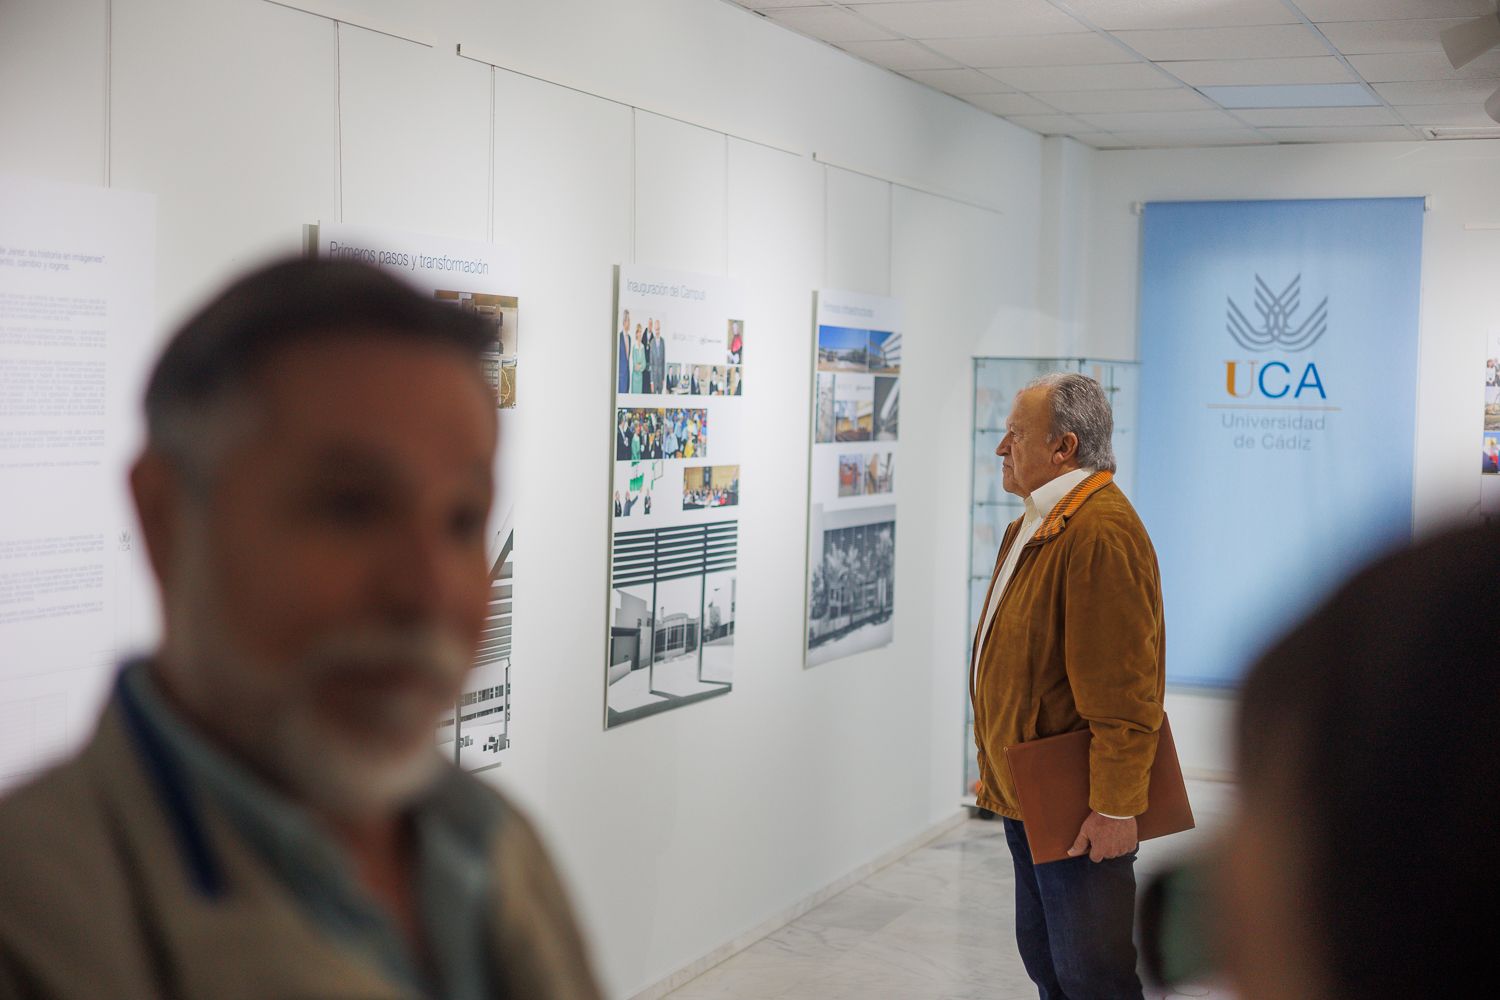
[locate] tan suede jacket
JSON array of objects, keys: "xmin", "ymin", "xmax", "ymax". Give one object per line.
[
  {"xmin": 970, "ymin": 471, "xmax": 1165, "ymax": 820},
  {"xmin": 0, "ymin": 695, "xmax": 602, "ymax": 1000}
]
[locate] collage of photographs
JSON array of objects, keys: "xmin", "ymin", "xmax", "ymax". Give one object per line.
[
  {"xmin": 607, "ymin": 266, "xmax": 746, "ymax": 729},
  {"xmin": 804, "ymin": 294, "xmax": 905, "ymax": 670},
  {"xmin": 616, "ymin": 312, "xmax": 743, "ymax": 398},
  {"xmin": 308, "ymin": 220, "xmax": 525, "ymax": 772},
  {"xmin": 813, "ymin": 326, "xmax": 900, "ymax": 445}
]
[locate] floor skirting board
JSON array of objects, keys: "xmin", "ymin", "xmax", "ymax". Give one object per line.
[{"xmin": 625, "ymin": 810, "xmax": 970, "ymax": 1000}]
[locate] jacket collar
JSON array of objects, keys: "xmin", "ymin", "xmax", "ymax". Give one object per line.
[
  {"xmin": 84, "ymin": 694, "xmax": 412, "ymax": 999},
  {"xmin": 1029, "ymin": 470, "xmax": 1114, "ymax": 545}
]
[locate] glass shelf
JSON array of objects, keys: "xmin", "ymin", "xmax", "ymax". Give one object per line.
[{"xmin": 963, "ymin": 357, "xmax": 1140, "ymax": 799}]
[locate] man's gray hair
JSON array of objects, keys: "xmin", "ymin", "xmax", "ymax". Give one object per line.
[{"xmin": 1024, "ymin": 372, "xmax": 1116, "ymax": 473}]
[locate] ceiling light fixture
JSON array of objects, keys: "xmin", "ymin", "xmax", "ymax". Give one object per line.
[{"xmin": 1440, "ymin": 4, "xmax": 1500, "ymax": 124}]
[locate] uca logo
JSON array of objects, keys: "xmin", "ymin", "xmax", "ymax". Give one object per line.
[
  {"xmin": 1227, "ymin": 275, "xmax": 1328, "ymax": 353},
  {"xmin": 1223, "ymin": 275, "xmax": 1329, "ymax": 401}
]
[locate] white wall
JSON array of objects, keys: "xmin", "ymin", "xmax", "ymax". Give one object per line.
[
  {"xmin": 20, "ymin": 0, "xmax": 1483, "ymax": 989},
  {"xmin": 0, "ymin": 1, "xmax": 1045, "ymax": 996},
  {"xmin": 1069, "ymin": 136, "xmax": 1500, "ymax": 775}
]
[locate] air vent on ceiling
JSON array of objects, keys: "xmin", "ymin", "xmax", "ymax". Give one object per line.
[{"xmin": 1423, "ymin": 126, "xmax": 1500, "ymax": 141}]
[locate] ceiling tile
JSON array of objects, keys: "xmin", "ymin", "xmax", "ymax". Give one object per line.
[
  {"xmin": 1235, "ymin": 106, "xmax": 1401, "ymax": 126},
  {"xmin": 1374, "ymin": 79, "xmax": 1500, "ymax": 105},
  {"xmin": 1002, "ymin": 113, "xmax": 1101, "ymax": 135},
  {"xmin": 1398, "ymin": 103, "xmax": 1500, "ymax": 126},
  {"xmin": 1258, "ymin": 125, "xmax": 1423, "ymax": 142},
  {"xmin": 1318, "ymin": 19, "xmax": 1470, "ymax": 55},
  {"xmin": 737, "ymin": 2, "xmax": 839, "ymax": 9},
  {"xmin": 1073, "ymin": 133, "xmax": 1132, "ymax": 147},
  {"xmin": 965, "ymin": 93, "xmax": 1063, "ymax": 116},
  {"xmin": 1086, "ymin": 130, "xmax": 1272, "ymax": 147},
  {"xmin": 925, "ymin": 33, "xmax": 1134, "ymax": 67},
  {"xmin": 857, "ymin": 0, "xmax": 1090, "ymax": 38},
  {"xmin": 835, "ymin": 39, "xmax": 957, "ymax": 70},
  {"xmin": 1078, "ymin": 109, "xmax": 1245, "ymax": 131},
  {"xmin": 765, "ymin": 6, "xmax": 895, "ymax": 42},
  {"xmin": 1113, "ymin": 24, "xmax": 1330, "ymax": 60},
  {"xmin": 902, "ymin": 68, "xmax": 1013, "ymax": 95},
  {"xmin": 1062, "ymin": 0, "xmax": 1299, "ymax": 30},
  {"xmin": 1036, "ymin": 88, "xmax": 1212, "ymax": 113},
  {"xmin": 1295, "ymin": 0, "xmax": 1495, "ymax": 21},
  {"xmin": 1162, "ymin": 56, "xmax": 1355, "ymax": 86},
  {"xmin": 1201, "ymin": 83, "xmax": 1380, "ymax": 108},
  {"xmin": 1348, "ymin": 50, "xmax": 1500, "ymax": 81},
  {"xmin": 985, "ymin": 62, "xmax": 1177, "ymax": 91}
]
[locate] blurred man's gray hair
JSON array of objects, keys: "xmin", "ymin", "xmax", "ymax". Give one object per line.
[{"xmin": 1024, "ymin": 372, "xmax": 1116, "ymax": 473}]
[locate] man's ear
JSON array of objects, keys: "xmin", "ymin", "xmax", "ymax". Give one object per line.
[
  {"xmin": 129, "ymin": 449, "xmax": 183, "ymax": 590},
  {"xmin": 1054, "ymin": 431, "xmax": 1080, "ymax": 465}
]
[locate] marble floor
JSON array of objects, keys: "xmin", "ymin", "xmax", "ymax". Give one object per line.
[{"xmin": 664, "ymin": 780, "xmax": 1237, "ymax": 1000}]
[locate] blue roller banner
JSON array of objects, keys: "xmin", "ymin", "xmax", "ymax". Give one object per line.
[{"xmin": 1136, "ymin": 198, "xmax": 1424, "ymax": 688}]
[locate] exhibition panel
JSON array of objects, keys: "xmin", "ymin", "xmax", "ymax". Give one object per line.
[
  {"xmin": 0, "ymin": 176, "xmax": 157, "ymax": 792},
  {"xmin": 606, "ymin": 265, "xmax": 744, "ymax": 729},
  {"xmin": 311, "ymin": 221, "xmax": 521, "ymax": 771},
  {"xmin": 805, "ymin": 290, "xmax": 902, "ymax": 668}
]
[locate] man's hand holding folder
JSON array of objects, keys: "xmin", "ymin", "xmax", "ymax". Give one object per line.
[
  {"xmin": 1068, "ymin": 813, "xmax": 1139, "ymax": 863},
  {"xmin": 1004, "ymin": 714, "xmax": 1194, "ymax": 865}
]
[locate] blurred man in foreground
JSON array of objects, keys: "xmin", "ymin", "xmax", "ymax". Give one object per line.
[
  {"xmin": 0, "ymin": 260, "xmax": 601, "ymax": 999},
  {"xmin": 1214, "ymin": 522, "xmax": 1496, "ymax": 999},
  {"xmin": 1141, "ymin": 521, "xmax": 1496, "ymax": 998}
]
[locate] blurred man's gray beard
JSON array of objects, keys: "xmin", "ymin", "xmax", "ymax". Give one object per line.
[{"xmin": 161, "ymin": 516, "xmax": 471, "ymax": 821}]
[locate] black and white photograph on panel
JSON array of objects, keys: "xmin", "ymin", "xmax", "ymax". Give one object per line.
[
  {"xmin": 606, "ymin": 522, "xmax": 738, "ymax": 726},
  {"xmin": 607, "ymin": 265, "xmax": 745, "ymax": 727},
  {"xmin": 445, "ymin": 524, "xmax": 513, "ymax": 770},
  {"xmin": 314, "ymin": 222, "xmax": 521, "ymax": 771},
  {"xmin": 806, "ymin": 504, "xmax": 896, "ymax": 668},
  {"xmin": 805, "ymin": 290, "xmax": 904, "ymax": 668}
]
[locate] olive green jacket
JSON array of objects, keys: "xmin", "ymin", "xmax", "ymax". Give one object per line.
[
  {"xmin": 970, "ymin": 472, "xmax": 1166, "ymax": 820},
  {"xmin": 0, "ymin": 696, "xmax": 601, "ymax": 1000}
]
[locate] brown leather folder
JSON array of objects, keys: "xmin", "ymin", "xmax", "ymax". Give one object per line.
[{"xmin": 1003, "ymin": 715, "xmax": 1195, "ymax": 864}]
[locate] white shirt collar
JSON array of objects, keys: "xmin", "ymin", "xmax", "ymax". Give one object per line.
[{"xmin": 1022, "ymin": 467, "xmax": 1095, "ymax": 522}]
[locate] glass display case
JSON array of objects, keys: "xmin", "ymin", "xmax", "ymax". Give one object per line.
[{"xmin": 964, "ymin": 358, "xmax": 1140, "ymax": 802}]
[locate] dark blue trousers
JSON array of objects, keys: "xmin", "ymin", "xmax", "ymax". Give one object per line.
[{"xmin": 1002, "ymin": 818, "xmax": 1145, "ymax": 1000}]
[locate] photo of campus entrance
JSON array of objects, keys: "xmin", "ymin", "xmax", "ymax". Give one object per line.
[
  {"xmin": 807, "ymin": 505, "xmax": 896, "ymax": 667},
  {"xmin": 607, "ymin": 521, "xmax": 738, "ymax": 727}
]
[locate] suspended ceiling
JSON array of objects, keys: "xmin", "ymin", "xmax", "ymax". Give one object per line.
[{"xmin": 729, "ymin": 0, "xmax": 1500, "ymax": 147}]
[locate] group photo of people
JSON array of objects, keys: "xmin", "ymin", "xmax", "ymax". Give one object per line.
[
  {"xmin": 614, "ymin": 460, "xmax": 662, "ymax": 518},
  {"xmin": 616, "ymin": 309, "xmax": 668, "ymax": 396},
  {"xmin": 615, "ymin": 407, "xmax": 710, "ymax": 461},
  {"xmin": 682, "ymin": 465, "xmax": 740, "ymax": 510},
  {"xmin": 665, "ymin": 362, "xmax": 743, "ymax": 397}
]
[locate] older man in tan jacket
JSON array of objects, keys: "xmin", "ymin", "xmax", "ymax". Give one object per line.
[
  {"xmin": 0, "ymin": 260, "xmax": 600, "ymax": 1000},
  {"xmin": 971, "ymin": 372, "xmax": 1165, "ymax": 1000}
]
